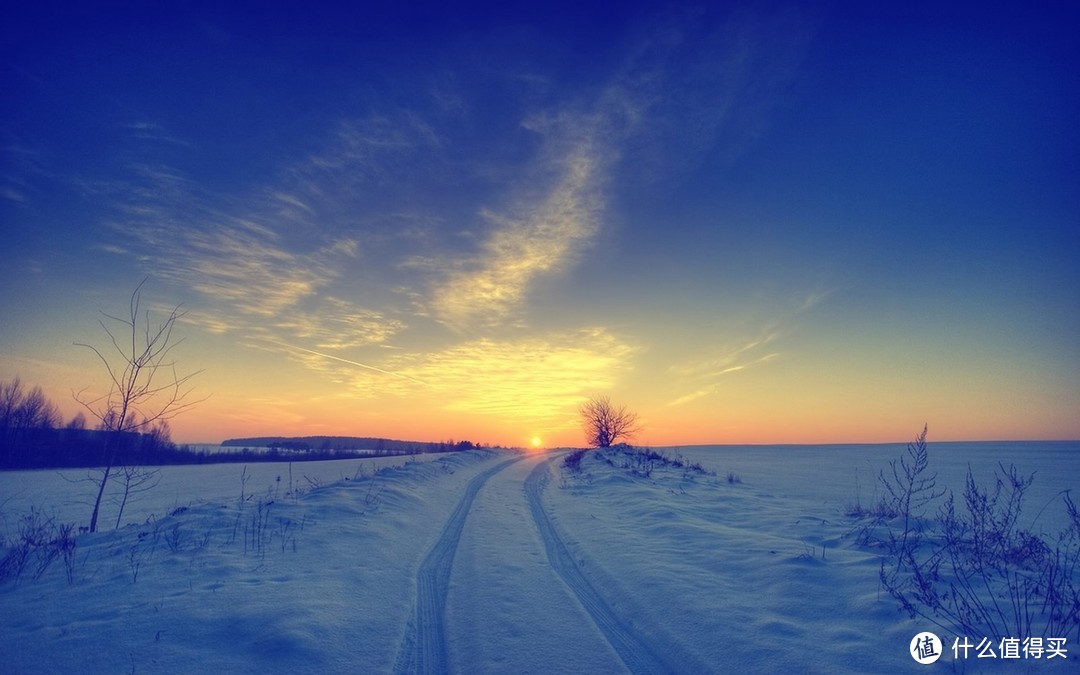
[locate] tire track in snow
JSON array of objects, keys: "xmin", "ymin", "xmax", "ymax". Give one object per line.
[
  {"xmin": 393, "ymin": 455, "xmax": 522, "ymax": 675},
  {"xmin": 525, "ymin": 457, "xmax": 701, "ymax": 674}
]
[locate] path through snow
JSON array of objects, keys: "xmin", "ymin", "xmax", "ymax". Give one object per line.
[
  {"xmin": 392, "ymin": 455, "xmax": 522, "ymax": 674},
  {"xmin": 393, "ymin": 451, "xmax": 669, "ymax": 674},
  {"xmin": 524, "ymin": 457, "xmax": 709, "ymax": 673}
]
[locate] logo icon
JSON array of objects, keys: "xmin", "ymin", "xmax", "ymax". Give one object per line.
[{"xmin": 911, "ymin": 632, "xmax": 942, "ymax": 664}]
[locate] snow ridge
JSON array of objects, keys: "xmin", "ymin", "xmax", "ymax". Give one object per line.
[
  {"xmin": 393, "ymin": 455, "xmax": 523, "ymax": 674},
  {"xmin": 525, "ymin": 457, "xmax": 709, "ymax": 674}
]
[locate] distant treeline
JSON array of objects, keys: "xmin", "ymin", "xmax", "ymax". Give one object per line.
[
  {"xmin": 0, "ymin": 428, "xmax": 476, "ymax": 470},
  {"xmin": 1, "ymin": 427, "xmax": 190, "ymax": 470},
  {"xmin": 0, "ymin": 376, "xmax": 190, "ymax": 470},
  {"xmin": 0, "ymin": 377, "xmax": 489, "ymax": 470},
  {"xmin": 222, "ymin": 436, "xmax": 485, "ymax": 455}
]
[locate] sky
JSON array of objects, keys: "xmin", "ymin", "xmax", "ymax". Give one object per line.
[{"xmin": 2, "ymin": 2, "xmax": 1077, "ymax": 448}]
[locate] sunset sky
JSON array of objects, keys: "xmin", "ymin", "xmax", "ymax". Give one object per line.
[{"xmin": 2, "ymin": 3, "xmax": 1077, "ymax": 447}]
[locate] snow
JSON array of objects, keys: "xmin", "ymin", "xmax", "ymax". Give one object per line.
[
  {"xmin": 1, "ymin": 442, "xmax": 1076, "ymax": 673},
  {"xmin": 0, "ymin": 453, "xmax": 448, "ymax": 539}
]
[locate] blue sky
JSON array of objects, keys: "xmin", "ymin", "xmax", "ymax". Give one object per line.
[{"xmin": 2, "ymin": 2, "xmax": 1077, "ymax": 446}]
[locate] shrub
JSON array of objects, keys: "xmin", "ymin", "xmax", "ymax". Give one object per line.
[
  {"xmin": 562, "ymin": 449, "xmax": 587, "ymax": 473},
  {"xmin": 877, "ymin": 425, "xmax": 944, "ymax": 566},
  {"xmin": 0, "ymin": 508, "xmax": 78, "ymax": 584},
  {"xmin": 864, "ymin": 428, "xmax": 1080, "ymax": 643}
]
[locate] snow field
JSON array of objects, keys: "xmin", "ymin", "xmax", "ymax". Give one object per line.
[
  {"xmin": 0, "ymin": 453, "xmax": 449, "ymax": 541},
  {"xmin": 1, "ymin": 441, "xmax": 1076, "ymax": 673},
  {"xmin": 545, "ymin": 443, "xmax": 1078, "ymax": 672},
  {"xmin": 546, "ymin": 447, "xmax": 903, "ymax": 671},
  {"xmin": 3, "ymin": 450, "xmax": 508, "ymax": 673}
]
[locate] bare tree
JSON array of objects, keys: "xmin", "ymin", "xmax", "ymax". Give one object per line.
[
  {"xmin": 74, "ymin": 280, "xmax": 202, "ymax": 532},
  {"xmin": 0, "ymin": 378, "xmax": 29, "ymax": 462},
  {"xmin": 0, "ymin": 377, "xmax": 62, "ymax": 466},
  {"xmin": 579, "ymin": 395, "xmax": 639, "ymax": 448},
  {"xmin": 112, "ymin": 464, "xmax": 162, "ymax": 530},
  {"xmin": 66, "ymin": 412, "xmax": 87, "ymax": 431}
]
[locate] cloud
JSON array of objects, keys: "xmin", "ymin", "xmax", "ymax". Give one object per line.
[
  {"xmin": 1, "ymin": 186, "xmax": 26, "ymax": 203},
  {"xmin": 669, "ymin": 331, "xmax": 780, "ymax": 379},
  {"xmin": 176, "ymin": 308, "xmax": 242, "ymax": 335},
  {"xmin": 267, "ymin": 341, "xmax": 428, "ymax": 386},
  {"xmin": 668, "ymin": 387, "xmax": 715, "ymax": 408},
  {"xmin": 297, "ymin": 114, "xmax": 441, "ymax": 191},
  {"xmin": 430, "ymin": 142, "xmax": 604, "ymax": 328},
  {"xmin": 85, "ymin": 9, "xmax": 816, "ymax": 406},
  {"xmin": 666, "ymin": 323, "xmax": 786, "ymax": 407},
  {"xmin": 2, "ymin": 142, "xmax": 53, "ymax": 206},
  {"xmin": 797, "ymin": 289, "xmax": 832, "ymax": 313},
  {"xmin": 666, "ymin": 287, "xmax": 829, "ymax": 406},
  {"xmin": 181, "ymin": 224, "xmax": 325, "ymax": 317},
  {"xmin": 270, "ymin": 298, "xmax": 406, "ymax": 351},
  {"xmin": 272, "ymin": 191, "xmax": 316, "ymax": 217},
  {"xmin": 418, "ymin": 7, "xmax": 813, "ymax": 331},
  {"xmin": 668, "ymin": 349, "xmax": 781, "ymax": 407},
  {"xmin": 102, "ymin": 156, "xmax": 406, "ymax": 351},
  {"xmin": 301, "ymin": 327, "xmax": 637, "ymax": 427},
  {"xmin": 412, "ymin": 328, "xmax": 634, "ymax": 423},
  {"xmin": 123, "ymin": 121, "xmax": 192, "ymax": 147}
]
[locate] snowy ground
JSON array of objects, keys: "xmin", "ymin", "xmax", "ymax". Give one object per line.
[
  {"xmin": 0, "ymin": 442, "xmax": 1076, "ymax": 673},
  {"xmin": 0, "ymin": 453, "xmax": 448, "ymax": 539}
]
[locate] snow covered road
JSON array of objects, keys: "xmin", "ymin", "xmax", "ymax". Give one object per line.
[
  {"xmin": 524, "ymin": 457, "xmax": 707, "ymax": 674},
  {"xmin": 393, "ymin": 455, "xmax": 523, "ymax": 674},
  {"xmin": 446, "ymin": 453, "xmax": 627, "ymax": 674},
  {"xmin": 405, "ymin": 450, "xmax": 712, "ymax": 674},
  {"xmin": 394, "ymin": 451, "xmax": 644, "ymax": 674}
]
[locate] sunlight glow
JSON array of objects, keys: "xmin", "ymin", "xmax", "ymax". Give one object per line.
[{"xmin": 531, "ymin": 436, "xmax": 543, "ymax": 449}]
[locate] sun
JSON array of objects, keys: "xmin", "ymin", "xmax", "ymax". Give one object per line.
[{"xmin": 530, "ymin": 436, "xmax": 543, "ymax": 449}]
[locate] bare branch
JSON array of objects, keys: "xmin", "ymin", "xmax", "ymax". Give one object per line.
[
  {"xmin": 579, "ymin": 395, "xmax": 640, "ymax": 448},
  {"xmin": 73, "ymin": 280, "xmax": 203, "ymax": 532}
]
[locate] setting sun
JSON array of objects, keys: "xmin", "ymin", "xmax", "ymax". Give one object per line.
[{"xmin": 531, "ymin": 436, "xmax": 543, "ymax": 449}]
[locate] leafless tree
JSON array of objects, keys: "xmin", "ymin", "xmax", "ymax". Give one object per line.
[
  {"xmin": 74, "ymin": 280, "xmax": 202, "ymax": 532},
  {"xmin": 112, "ymin": 464, "xmax": 162, "ymax": 530},
  {"xmin": 579, "ymin": 395, "xmax": 639, "ymax": 448},
  {"xmin": 0, "ymin": 377, "xmax": 62, "ymax": 465},
  {"xmin": 66, "ymin": 412, "xmax": 87, "ymax": 431}
]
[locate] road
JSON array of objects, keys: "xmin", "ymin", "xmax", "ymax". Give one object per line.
[{"xmin": 392, "ymin": 450, "xmax": 699, "ymax": 674}]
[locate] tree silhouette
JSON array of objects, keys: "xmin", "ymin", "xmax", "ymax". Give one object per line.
[
  {"xmin": 74, "ymin": 280, "xmax": 202, "ymax": 532},
  {"xmin": 0, "ymin": 377, "xmax": 61, "ymax": 466},
  {"xmin": 579, "ymin": 395, "xmax": 639, "ymax": 448}
]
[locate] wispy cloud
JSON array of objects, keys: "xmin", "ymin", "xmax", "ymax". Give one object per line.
[
  {"xmin": 668, "ymin": 351, "xmax": 781, "ymax": 407},
  {"xmin": 798, "ymin": 289, "xmax": 831, "ymax": 312},
  {"xmin": 669, "ymin": 331, "xmax": 781, "ymax": 380},
  {"xmin": 272, "ymin": 191, "xmax": 316, "ymax": 217},
  {"xmin": 293, "ymin": 114, "xmax": 442, "ymax": 197},
  {"xmin": 268, "ymin": 340, "xmax": 429, "ymax": 386},
  {"xmin": 2, "ymin": 143, "xmax": 51, "ymax": 206},
  {"xmin": 101, "ymin": 148, "xmax": 407, "ymax": 352},
  {"xmin": 667, "ymin": 287, "xmax": 828, "ymax": 407},
  {"xmin": 270, "ymin": 298, "xmax": 405, "ymax": 350},
  {"xmin": 1, "ymin": 186, "xmax": 26, "ymax": 203},
  {"xmin": 299, "ymin": 327, "xmax": 637, "ymax": 427},
  {"xmin": 612, "ymin": 7, "xmax": 815, "ymax": 184},
  {"xmin": 123, "ymin": 121, "xmax": 192, "ymax": 147},
  {"xmin": 430, "ymin": 142, "xmax": 604, "ymax": 328},
  {"xmin": 418, "ymin": 8, "xmax": 813, "ymax": 331}
]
